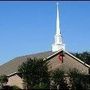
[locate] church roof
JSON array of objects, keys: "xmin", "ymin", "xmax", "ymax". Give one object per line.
[
  {"xmin": 0, "ymin": 50, "xmax": 90, "ymax": 76},
  {"xmin": 0, "ymin": 51, "xmax": 54, "ymax": 75}
]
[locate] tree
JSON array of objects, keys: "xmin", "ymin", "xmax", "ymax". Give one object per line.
[
  {"xmin": 68, "ymin": 69, "xmax": 90, "ymax": 90},
  {"xmin": 50, "ymin": 69, "xmax": 69, "ymax": 90},
  {"xmin": 18, "ymin": 58, "xmax": 50, "ymax": 89},
  {"xmin": 2, "ymin": 85, "xmax": 21, "ymax": 90},
  {"xmin": 73, "ymin": 51, "xmax": 90, "ymax": 65},
  {"xmin": 0, "ymin": 75, "xmax": 8, "ymax": 89}
]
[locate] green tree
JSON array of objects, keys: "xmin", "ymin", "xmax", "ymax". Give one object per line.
[
  {"xmin": 0, "ymin": 75, "xmax": 8, "ymax": 89},
  {"xmin": 73, "ymin": 51, "xmax": 90, "ymax": 65},
  {"xmin": 68, "ymin": 69, "xmax": 90, "ymax": 90},
  {"xmin": 18, "ymin": 58, "xmax": 50, "ymax": 89},
  {"xmin": 2, "ymin": 85, "xmax": 21, "ymax": 90},
  {"xmin": 51, "ymin": 69, "xmax": 69, "ymax": 90}
]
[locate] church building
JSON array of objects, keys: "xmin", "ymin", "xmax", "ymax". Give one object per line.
[{"xmin": 0, "ymin": 3, "xmax": 90, "ymax": 89}]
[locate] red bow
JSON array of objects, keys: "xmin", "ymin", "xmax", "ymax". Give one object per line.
[{"xmin": 58, "ymin": 52, "xmax": 64, "ymax": 62}]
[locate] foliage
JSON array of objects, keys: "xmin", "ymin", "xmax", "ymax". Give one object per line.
[
  {"xmin": 11, "ymin": 85, "xmax": 21, "ymax": 90},
  {"xmin": 0, "ymin": 75, "xmax": 8, "ymax": 88},
  {"xmin": 68, "ymin": 69, "xmax": 83, "ymax": 90},
  {"xmin": 50, "ymin": 69, "xmax": 69, "ymax": 90},
  {"xmin": 73, "ymin": 51, "xmax": 90, "ymax": 65},
  {"xmin": 1, "ymin": 85, "xmax": 21, "ymax": 90},
  {"xmin": 68, "ymin": 69, "xmax": 90, "ymax": 90},
  {"xmin": 51, "ymin": 69, "xmax": 64, "ymax": 84},
  {"xmin": 18, "ymin": 58, "xmax": 50, "ymax": 89},
  {"xmin": 33, "ymin": 82, "xmax": 49, "ymax": 89}
]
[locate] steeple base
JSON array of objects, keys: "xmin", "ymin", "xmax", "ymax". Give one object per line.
[{"xmin": 52, "ymin": 44, "xmax": 65, "ymax": 52}]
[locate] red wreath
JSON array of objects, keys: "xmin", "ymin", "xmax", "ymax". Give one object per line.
[{"xmin": 58, "ymin": 52, "xmax": 64, "ymax": 62}]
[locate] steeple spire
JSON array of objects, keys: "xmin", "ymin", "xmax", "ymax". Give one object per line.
[
  {"xmin": 52, "ymin": 2, "xmax": 65, "ymax": 52},
  {"xmin": 56, "ymin": 2, "xmax": 60, "ymax": 35}
]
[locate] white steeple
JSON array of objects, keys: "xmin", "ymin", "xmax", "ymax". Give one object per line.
[{"xmin": 52, "ymin": 2, "xmax": 65, "ymax": 52}]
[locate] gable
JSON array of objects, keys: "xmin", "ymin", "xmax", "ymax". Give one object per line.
[
  {"xmin": 46, "ymin": 50, "xmax": 90, "ymax": 74},
  {"xmin": 7, "ymin": 74, "xmax": 23, "ymax": 89}
]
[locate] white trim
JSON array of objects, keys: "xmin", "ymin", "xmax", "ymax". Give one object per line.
[
  {"xmin": 7, "ymin": 72, "xmax": 18, "ymax": 77},
  {"xmin": 43, "ymin": 49, "xmax": 63, "ymax": 61}
]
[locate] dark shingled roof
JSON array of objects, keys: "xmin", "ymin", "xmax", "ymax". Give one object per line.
[{"xmin": 0, "ymin": 51, "xmax": 54, "ymax": 75}]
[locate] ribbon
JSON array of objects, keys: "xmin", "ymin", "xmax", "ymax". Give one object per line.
[{"xmin": 58, "ymin": 52, "xmax": 64, "ymax": 62}]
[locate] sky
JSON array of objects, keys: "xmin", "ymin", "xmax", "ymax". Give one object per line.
[{"xmin": 0, "ymin": 1, "xmax": 90, "ymax": 64}]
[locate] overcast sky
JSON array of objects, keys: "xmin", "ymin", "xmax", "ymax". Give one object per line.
[{"xmin": 0, "ymin": 1, "xmax": 90, "ymax": 64}]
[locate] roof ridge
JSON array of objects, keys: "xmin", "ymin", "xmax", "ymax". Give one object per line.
[
  {"xmin": 25, "ymin": 51, "xmax": 52, "ymax": 57},
  {"xmin": 0, "ymin": 51, "xmax": 52, "ymax": 66}
]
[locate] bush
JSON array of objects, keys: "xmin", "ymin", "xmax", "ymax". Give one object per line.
[
  {"xmin": 1, "ymin": 85, "xmax": 21, "ymax": 90},
  {"xmin": 33, "ymin": 83, "xmax": 49, "ymax": 89}
]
